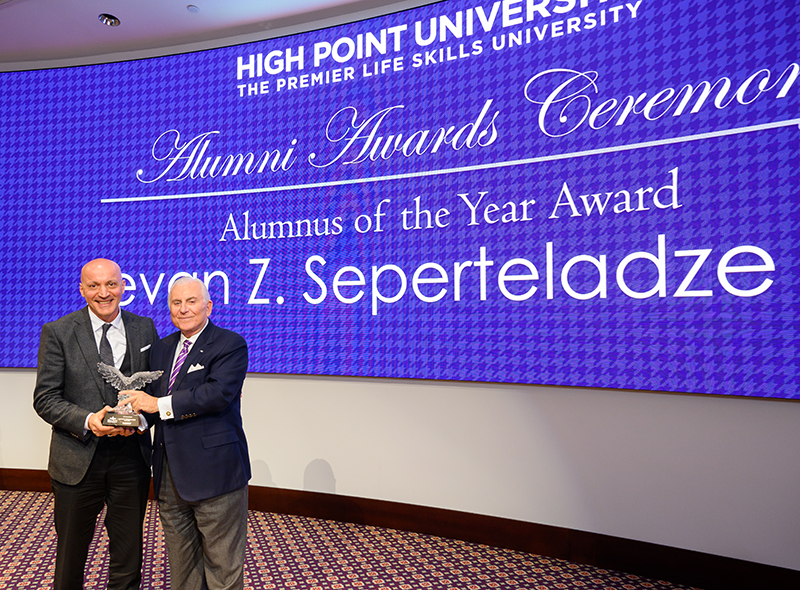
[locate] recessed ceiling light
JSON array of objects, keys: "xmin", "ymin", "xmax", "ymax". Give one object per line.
[
  {"xmin": 98, "ymin": 13, "xmax": 120, "ymax": 27},
  {"xmin": 187, "ymin": 5, "xmax": 200, "ymax": 13}
]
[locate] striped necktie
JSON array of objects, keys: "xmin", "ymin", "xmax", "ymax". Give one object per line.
[{"xmin": 168, "ymin": 339, "xmax": 191, "ymax": 394}]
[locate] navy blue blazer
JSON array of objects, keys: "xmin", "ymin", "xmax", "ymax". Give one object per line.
[{"xmin": 148, "ymin": 320, "xmax": 250, "ymax": 503}]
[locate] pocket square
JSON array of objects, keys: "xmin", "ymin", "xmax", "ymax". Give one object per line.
[
  {"xmin": 187, "ymin": 363, "xmax": 204, "ymax": 373},
  {"xmin": 140, "ymin": 344, "xmax": 151, "ymax": 352}
]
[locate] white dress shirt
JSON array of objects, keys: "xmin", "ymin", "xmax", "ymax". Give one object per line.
[{"xmin": 88, "ymin": 309, "xmax": 126, "ymax": 369}]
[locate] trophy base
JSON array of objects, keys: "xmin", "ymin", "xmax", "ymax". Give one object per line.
[{"xmin": 102, "ymin": 412, "xmax": 140, "ymax": 428}]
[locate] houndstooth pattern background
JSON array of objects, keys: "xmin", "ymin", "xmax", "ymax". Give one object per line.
[{"xmin": 0, "ymin": 1, "xmax": 797, "ymax": 398}]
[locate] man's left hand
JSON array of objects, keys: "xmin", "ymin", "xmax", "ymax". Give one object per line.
[{"xmin": 123, "ymin": 389, "xmax": 159, "ymax": 414}]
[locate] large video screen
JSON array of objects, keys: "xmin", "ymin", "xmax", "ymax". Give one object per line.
[{"xmin": 1, "ymin": 0, "xmax": 797, "ymax": 399}]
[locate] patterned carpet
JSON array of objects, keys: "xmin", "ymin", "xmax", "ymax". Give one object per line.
[{"xmin": 0, "ymin": 490, "xmax": 697, "ymax": 590}]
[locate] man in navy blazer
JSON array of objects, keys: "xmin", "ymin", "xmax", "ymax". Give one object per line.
[
  {"xmin": 33, "ymin": 258, "xmax": 158, "ymax": 590},
  {"xmin": 127, "ymin": 276, "xmax": 250, "ymax": 590}
]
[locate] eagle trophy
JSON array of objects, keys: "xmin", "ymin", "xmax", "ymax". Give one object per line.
[{"xmin": 97, "ymin": 362, "xmax": 164, "ymax": 424}]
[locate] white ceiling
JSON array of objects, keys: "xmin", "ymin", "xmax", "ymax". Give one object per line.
[{"xmin": 0, "ymin": 0, "xmax": 435, "ymax": 71}]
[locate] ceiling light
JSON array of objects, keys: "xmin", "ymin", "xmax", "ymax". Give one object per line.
[
  {"xmin": 187, "ymin": 5, "xmax": 200, "ymax": 13},
  {"xmin": 98, "ymin": 13, "xmax": 120, "ymax": 27}
]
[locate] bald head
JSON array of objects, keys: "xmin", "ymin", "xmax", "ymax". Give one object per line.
[
  {"xmin": 79, "ymin": 259, "xmax": 125, "ymax": 322},
  {"xmin": 81, "ymin": 259, "xmax": 121, "ymax": 283}
]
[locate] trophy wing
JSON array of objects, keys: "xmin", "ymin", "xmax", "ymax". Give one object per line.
[
  {"xmin": 127, "ymin": 370, "xmax": 164, "ymax": 390},
  {"xmin": 97, "ymin": 362, "xmax": 127, "ymax": 390}
]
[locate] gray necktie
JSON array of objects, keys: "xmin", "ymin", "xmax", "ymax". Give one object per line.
[{"xmin": 100, "ymin": 323, "xmax": 114, "ymax": 366}]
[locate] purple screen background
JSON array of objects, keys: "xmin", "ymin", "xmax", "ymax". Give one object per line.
[{"xmin": 1, "ymin": 0, "xmax": 797, "ymax": 398}]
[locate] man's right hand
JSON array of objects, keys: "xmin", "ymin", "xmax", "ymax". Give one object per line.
[{"xmin": 88, "ymin": 406, "xmax": 134, "ymax": 437}]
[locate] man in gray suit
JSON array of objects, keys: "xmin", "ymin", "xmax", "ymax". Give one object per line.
[{"xmin": 33, "ymin": 258, "xmax": 158, "ymax": 590}]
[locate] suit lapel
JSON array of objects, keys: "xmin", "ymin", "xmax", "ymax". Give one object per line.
[{"xmin": 74, "ymin": 308, "xmax": 105, "ymax": 395}]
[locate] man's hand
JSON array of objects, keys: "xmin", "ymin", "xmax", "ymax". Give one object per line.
[
  {"xmin": 88, "ymin": 406, "xmax": 134, "ymax": 437},
  {"xmin": 124, "ymin": 389, "xmax": 159, "ymax": 414}
]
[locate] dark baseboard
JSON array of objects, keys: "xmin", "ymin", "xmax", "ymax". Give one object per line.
[
  {"xmin": 3, "ymin": 468, "xmax": 797, "ymax": 590},
  {"xmin": 0, "ymin": 468, "xmax": 51, "ymax": 492}
]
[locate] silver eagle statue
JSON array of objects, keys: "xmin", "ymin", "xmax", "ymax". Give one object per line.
[{"xmin": 97, "ymin": 362, "xmax": 163, "ymax": 414}]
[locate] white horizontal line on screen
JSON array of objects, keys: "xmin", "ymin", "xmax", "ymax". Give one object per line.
[{"xmin": 101, "ymin": 118, "xmax": 800, "ymax": 204}]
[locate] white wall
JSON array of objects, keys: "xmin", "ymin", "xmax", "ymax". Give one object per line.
[{"xmin": 6, "ymin": 368, "xmax": 799, "ymax": 570}]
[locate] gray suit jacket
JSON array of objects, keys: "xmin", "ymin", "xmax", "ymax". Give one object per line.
[{"xmin": 33, "ymin": 307, "xmax": 158, "ymax": 485}]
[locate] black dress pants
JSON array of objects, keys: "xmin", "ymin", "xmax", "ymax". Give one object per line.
[{"xmin": 51, "ymin": 436, "xmax": 150, "ymax": 590}]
